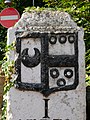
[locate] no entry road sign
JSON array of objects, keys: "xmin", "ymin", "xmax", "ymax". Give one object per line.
[{"xmin": 0, "ymin": 7, "xmax": 20, "ymax": 28}]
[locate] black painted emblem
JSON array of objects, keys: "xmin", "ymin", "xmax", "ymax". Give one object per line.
[{"xmin": 15, "ymin": 32, "xmax": 78, "ymax": 97}]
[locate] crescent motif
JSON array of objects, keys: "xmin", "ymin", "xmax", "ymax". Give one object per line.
[{"xmin": 21, "ymin": 48, "xmax": 40, "ymax": 67}]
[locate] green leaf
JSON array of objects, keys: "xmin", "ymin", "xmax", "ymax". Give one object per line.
[{"xmin": 0, "ymin": 0, "xmax": 3, "ymax": 2}]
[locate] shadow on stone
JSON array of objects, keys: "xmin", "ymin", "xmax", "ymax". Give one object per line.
[{"xmin": 86, "ymin": 86, "xmax": 90, "ymax": 120}]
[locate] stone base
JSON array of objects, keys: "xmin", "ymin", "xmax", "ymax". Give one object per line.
[{"xmin": 7, "ymin": 11, "xmax": 86, "ymax": 120}]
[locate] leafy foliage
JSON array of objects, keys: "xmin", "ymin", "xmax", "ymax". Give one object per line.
[
  {"xmin": 2, "ymin": 81, "xmax": 14, "ymax": 120},
  {"xmin": 1, "ymin": 42, "xmax": 15, "ymax": 120}
]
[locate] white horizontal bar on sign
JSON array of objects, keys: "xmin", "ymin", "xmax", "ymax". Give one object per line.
[{"xmin": 1, "ymin": 15, "xmax": 18, "ymax": 20}]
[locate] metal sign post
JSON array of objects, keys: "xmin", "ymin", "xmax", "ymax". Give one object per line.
[{"xmin": 33, "ymin": 0, "xmax": 34, "ymax": 6}]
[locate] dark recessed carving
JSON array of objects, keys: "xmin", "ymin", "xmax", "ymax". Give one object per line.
[
  {"xmin": 64, "ymin": 69, "xmax": 73, "ymax": 78},
  {"xmin": 15, "ymin": 32, "xmax": 78, "ymax": 97},
  {"xmin": 59, "ymin": 36, "xmax": 67, "ymax": 44},
  {"xmin": 57, "ymin": 78, "xmax": 66, "ymax": 87},
  {"xmin": 49, "ymin": 36, "xmax": 57, "ymax": 44},
  {"xmin": 21, "ymin": 48, "xmax": 40, "ymax": 68},
  {"xmin": 50, "ymin": 68, "xmax": 59, "ymax": 78},
  {"xmin": 68, "ymin": 35, "xmax": 75, "ymax": 43}
]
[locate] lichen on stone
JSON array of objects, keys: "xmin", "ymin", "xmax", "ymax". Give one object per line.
[{"xmin": 15, "ymin": 7, "xmax": 79, "ymax": 34}]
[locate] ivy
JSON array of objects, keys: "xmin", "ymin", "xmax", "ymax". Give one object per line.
[{"xmin": 1, "ymin": 42, "xmax": 15, "ymax": 120}]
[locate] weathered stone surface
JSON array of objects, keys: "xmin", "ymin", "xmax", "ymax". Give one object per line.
[
  {"xmin": 7, "ymin": 10, "xmax": 86, "ymax": 120},
  {"xmin": 15, "ymin": 11, "xmax": 77, "ymax": 33}
]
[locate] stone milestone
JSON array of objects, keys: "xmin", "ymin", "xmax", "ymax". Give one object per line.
[{"xmin": 7, "ymin": 10, "xmax": 86, "ymax": 120}]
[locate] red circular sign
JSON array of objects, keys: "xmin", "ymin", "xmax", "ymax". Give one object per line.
[{"xmin": 0, "ymin": 7, "xmax": 20, "ymax": 28}]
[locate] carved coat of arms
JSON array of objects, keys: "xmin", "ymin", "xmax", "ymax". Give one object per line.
[{"xmin": 15, "ymin": 32, "xmax": 78, "ymax": 97}]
